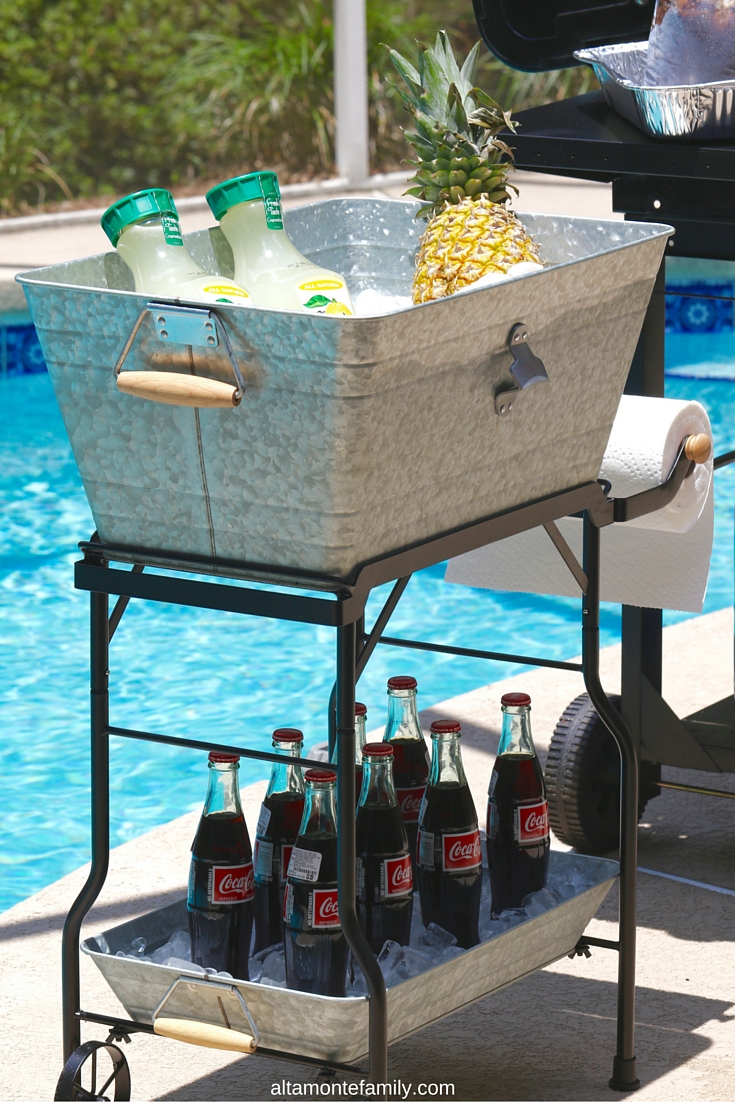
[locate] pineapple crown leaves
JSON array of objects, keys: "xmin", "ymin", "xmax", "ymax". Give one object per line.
[{"xmin": 386, "ymin": 32, "xmax": 519, "ymax": 220}]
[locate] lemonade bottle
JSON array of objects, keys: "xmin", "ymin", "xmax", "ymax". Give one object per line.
[
  {"xmin": 205, "ymin": 172, "xmax": 353, "ymax": 316},
  {"xmin": 101, "ymin": 189, "xmax": 252, "ymax": 307}
]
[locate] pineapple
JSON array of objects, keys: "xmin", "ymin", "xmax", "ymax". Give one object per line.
[{"xmin": 387, "ymin": 32, "xmax": 542, "ymax": 304}]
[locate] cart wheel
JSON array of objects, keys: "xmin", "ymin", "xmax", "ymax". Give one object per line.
[
  {"xmin": 545, "ymin": 693, "xmax": 655, "ymax": 855},
  {"xmin": 54, "ymin": 1041, "xmax": 131, "ymax": 1102}
]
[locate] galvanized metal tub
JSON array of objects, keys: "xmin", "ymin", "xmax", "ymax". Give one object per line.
[
  {"xmin": 19, "ymin": 199, "xmax": 670, "ymax": 580},
  {"xmin": 82, "ymin": 851, "xmax": 617, "ymax": 1065}
]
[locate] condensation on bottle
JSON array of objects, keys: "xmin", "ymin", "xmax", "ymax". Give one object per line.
[
  {"xmin": 101, "ymin": 188, "xmax": 252, "ymax": 306},
  {"xmin": 206, "ymin": 171, "xmax": 354, "ymax": 315}
]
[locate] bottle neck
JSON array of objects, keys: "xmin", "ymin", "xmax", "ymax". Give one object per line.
[
  {"xmin": 219, "ymin": 200, "xmax": 304, "ymax": 270},
  {"xmin": 330, "ymin": 712, "xmax": 367, "ymax": 766},
  {"xmin": 117, "ymin": 218, "xmax": 203, "ymax": 283},
  {"xmin": 299, "ymin": 783, "xmax": 337, "ymax": 837},
  {"xmin": 384, "ymin": 690, "xmax": 423, "ymax": 743},
  {"xmin": 358, "ymin": 757, "xmax": 397, "ymax": 808},
  {"xmin": 266, "ymin": 740, "xmax": 305, "ymax": 798},
  {"xmin": 203, "ymin": 762, "xmax": 243, "ymax": 816},
  {"xmin": 429, "ymin": 733, "xmax": 468, "ymax": 787},
  {"xmin": 497, "ymin": 706, "xmax": 536, "ymax": 757}
]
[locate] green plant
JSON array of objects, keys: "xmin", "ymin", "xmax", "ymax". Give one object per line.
[
  {"xmin": 0, "ymin": 0, "xmax": 597, "ymax": 214},
  {"xmin": 0, "ymin": 112, "xmax": 72, "ymax": 215}
]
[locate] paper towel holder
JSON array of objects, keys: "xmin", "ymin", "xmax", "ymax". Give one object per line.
[{"xmin": 495, "ymin": 323, "xmax": 549, "ymax": 416}]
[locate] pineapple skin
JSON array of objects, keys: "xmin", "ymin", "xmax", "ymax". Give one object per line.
[{"xmin": 412, "ymin": 195, "xmax": 541, "ymax": 304}]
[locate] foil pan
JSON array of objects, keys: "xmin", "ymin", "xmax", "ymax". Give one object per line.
[
  {"xmin": 575, "ymin": 41, "xmax": 735, "ymax": 140},
  {"xmin": 82, "ymin": 850, "xmax": 617, "ymax": 1066}
]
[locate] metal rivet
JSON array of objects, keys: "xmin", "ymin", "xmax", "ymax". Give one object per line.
[
  {"xmin": 157, "ymin": 316, "xmax": 166, "ymax": 324},
  {"xmin": 160, "ymin": 330, "xmax": 168, "ymax": 339},
  {"xmin": 653, "ymin": 199, "xmax": 661, "ymax": 210},
  {"xmin": 207, "ymin": 336, "xmax": 215, "ymax": 345}
]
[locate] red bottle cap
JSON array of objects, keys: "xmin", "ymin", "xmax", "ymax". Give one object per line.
[
  {"xmin": 501, "ymin": 692, "xmax": 531, "ymax": 707},
  {"xmin": 304, "ymin": 768, "xmax": 337, "ymax": 784},
  {"xmin": 208, "ymin": 751, "xmax": 240, "ymax": 763},
  {"xmin": 362, "ymin": 742, "xmax": 393, "ymax": 758},
  {"xmin": 430, "ymin": 720, "xmax": 461, "ymax": 734},
  {"xmin": 355, "ymin": 702, "xmax": 367, "ymax": 716},
  {"xmin": 272, "ymin": 728, "xmax": 304, "ymax": 743},
  {"xmin": 388, "ymin": 676, "xmax": 417, "ymax": 691}
]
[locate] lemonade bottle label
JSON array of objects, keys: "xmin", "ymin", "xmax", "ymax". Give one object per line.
[
  {"xmin": 262, "ymin": 174, "xmax": 284, "ymax": 230},
  {"xmin": 297, "ymin": 278, "xmax": 353, "ymax": 317},
  {"xmin": 161, "ymin": 214, "xmax": 184, "ymax": 246},
  {"xmin": 201, "ymin": 283, "xmax": 251, "ymax": 302}
]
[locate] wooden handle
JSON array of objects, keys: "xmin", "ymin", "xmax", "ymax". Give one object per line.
[
  {"xmin": 684, "ymin": 433, "xmax": 712, "ymax": 464},
  {"xmin": 153, "ymin": 1016, "xmax": 256, "ymax": 1052},
  {"xmin": 117, "ymin": 370, "xmax": 238, "ymax": 408}
]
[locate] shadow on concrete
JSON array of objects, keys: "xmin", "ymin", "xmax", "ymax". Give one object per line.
[
  {"xmin": 150, "ymin": 970, "xmax": 733, "ymax": 1101},
  {"xmin": 0, "ymin": 888, "xmax": 187, "ymax": 943}
]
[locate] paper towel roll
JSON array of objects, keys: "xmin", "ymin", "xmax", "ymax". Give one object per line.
[
  {"xmin": 600, "ymin": 394, "xmax": 712, "ymax": 533},
  {"xmin": 444, "ymin": 486, "xmax": 714, "ymax": 613}
]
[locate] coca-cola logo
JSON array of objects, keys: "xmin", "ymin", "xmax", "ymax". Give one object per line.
[
  {"xmin": 518, "ymin": 800, "xmax": 549, "ymax": 844},
  {"xmin": 385, "ymin": 855, "xmax": 412, "ymax": 896},
  {"xmin": 312, "ymin": 888, "xmax": 341, "ymax": 928},
  {"xmin": 442, "ymin": 830, "xmax": 482, "ymax": 871},
  {"xmin": 397, "ymin": 786, "xmax": 426, "ymax": 823},
  {"xmin": 210, "ymin": 863, "xmax": 254, "ymax": 904}
]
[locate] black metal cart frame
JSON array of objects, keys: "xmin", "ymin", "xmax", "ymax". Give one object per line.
[
  {"xmin": 58, "ymin": 452, "xmax": 703, "ymax": 1096},
  {"xmin": 503, "ymin": 90, "xmax": 735, "ymax": 817}
]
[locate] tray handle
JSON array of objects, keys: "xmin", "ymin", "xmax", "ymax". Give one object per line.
[
  {"xmin": 151, "ymin": 975, "xmax": 259, "ymax": 1053},
  {"xmin": 153, "ymin": 1016, "xmax": 256, "ymax": 1053},
  {"xmin": 114, "ymin": 302, "xmax": 246, "ymax": 408}
]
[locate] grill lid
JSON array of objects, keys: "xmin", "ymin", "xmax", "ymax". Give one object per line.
[{"xmin": 472, "ymin": 0, "xmax": 655, "ymax": 72}]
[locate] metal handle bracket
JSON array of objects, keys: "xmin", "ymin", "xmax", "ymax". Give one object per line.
[
  {"xmin": 495, "ymin": 322, "xmax": 549, "ymax": 416},
  {"xmin": 113, "ymin": 301, "xmax": 246, "ymax": 407}
]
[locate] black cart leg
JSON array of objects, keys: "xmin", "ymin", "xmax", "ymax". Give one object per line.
[
  {"xmin": 336, "ymin": 621, "xmax": 388, "ymax": 1085},
  {"xmin": 582, "ymin": 518, "xmax": 641, "ymax": 1092},
  {"xmin": 62, "ymin": 590, "xmax": 111, "ymax": 1061}
]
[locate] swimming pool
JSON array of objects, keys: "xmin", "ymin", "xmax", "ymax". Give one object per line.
[{"xmin": 1, "ymin": 349, "xmax": 734, "ymax": 912}]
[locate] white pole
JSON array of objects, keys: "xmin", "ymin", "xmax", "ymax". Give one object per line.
[{"xmin": 333, "ymin": 0, "xmax": 370, "ymax": 185}]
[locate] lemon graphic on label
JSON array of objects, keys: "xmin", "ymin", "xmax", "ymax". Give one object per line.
[{"xmin": 324, "ymin": 301, "xmax": 352, "ymax": 316}]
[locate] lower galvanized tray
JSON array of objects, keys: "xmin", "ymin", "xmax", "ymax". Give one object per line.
[{"xmin": 82, "ymin": 851, "xmax": 617, "ymax": 1065}]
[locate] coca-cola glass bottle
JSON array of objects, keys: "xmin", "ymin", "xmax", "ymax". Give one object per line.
[
  {"xmin": 416, "ymin": 720, "xmax": 481, "ymax": 949},
  {"xmin": 487, "ymin": 692, "xmax": 550, "ymax": 917},
  {"xmin": 188, "ymin": 752, "xmax": 254, "ymax": 979},
  {"xmin": 382, "ymin": 676, "xmax": 430, "ymax": 875},
  {"xmin": 356, "ymin": 743, "xmax": 413, "ymax": 952},
  {"xmin": 330, "ymin": 702, "xmax": 368, "ymax": 806},
  {"xmin": 253, "ymin": 728, "xmax": 305, "ymax": 954},
  {"xmin": 283, "ymin": 768, "xmax": 348, "ymax": 996}
]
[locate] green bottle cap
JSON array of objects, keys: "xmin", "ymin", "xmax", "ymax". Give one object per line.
[
  {"xmin": 206, "ymin": 172, "xmax": 283, "ymax": 228},
  {"xmin": 101, "ymin": 188, "xmax": 180, "ymax": 247}
]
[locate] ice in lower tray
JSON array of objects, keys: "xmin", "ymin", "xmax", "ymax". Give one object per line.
[
  {"xmin": 108, "ymin": 854, "xmax": 599, "ymax": 993},
  {"xmin": 83, "ymin": 851, "xmax": 617, "ymax": 1064}
]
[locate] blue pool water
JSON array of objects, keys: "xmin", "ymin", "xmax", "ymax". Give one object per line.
[{"xmin": 1, "ymin": 348, "xmax": 735, "ymax": 912}]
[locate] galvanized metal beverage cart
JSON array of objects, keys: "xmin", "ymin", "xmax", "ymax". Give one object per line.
[
  {"xmin": 17, "ymin": 200, "xmax": 685, "ymax": 1098},
  {"xmin": 472, "ymin": 0, "xmax": 735, "ymax": 854}
]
